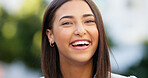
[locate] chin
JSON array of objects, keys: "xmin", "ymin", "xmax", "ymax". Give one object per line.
[{"xmin": 71, "ymin": 55, "xmax": 93, "ymax": 65}]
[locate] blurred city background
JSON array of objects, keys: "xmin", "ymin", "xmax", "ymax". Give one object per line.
[{"xmin": 0, "ymin": 0, "xmax": 148, "ymax": 78}]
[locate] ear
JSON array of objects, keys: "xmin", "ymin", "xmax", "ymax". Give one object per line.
[{"xmin": 46, "ymin": 29, "xmax": 54, "ymax": 42}]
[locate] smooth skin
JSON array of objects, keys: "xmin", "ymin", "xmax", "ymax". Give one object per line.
[{"xmin": 46, "ymin": 0, "xmax": 99, "ymax": 78}]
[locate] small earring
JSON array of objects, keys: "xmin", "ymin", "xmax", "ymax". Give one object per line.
[
  {"xmin": 50, "ymin": 42, "xmax": 54, "ymax": 47},
  {"xmin": 49, "ymin": 38, "xmax": 54, "ymax": 47}
]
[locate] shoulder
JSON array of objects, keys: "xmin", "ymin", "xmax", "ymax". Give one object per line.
[{"xmin": 110, "ymin": 73, "xmax": 137, "ymax": 78}]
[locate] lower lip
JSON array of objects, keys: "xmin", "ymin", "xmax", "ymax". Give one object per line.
[{"xmin": 70, "ymin": 43, "xmax": 91, "ymax": 50}]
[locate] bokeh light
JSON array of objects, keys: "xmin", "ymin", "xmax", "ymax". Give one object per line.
[{"xmin": 2, "ymin": 22, "xmax": 17, "ymax": 39}]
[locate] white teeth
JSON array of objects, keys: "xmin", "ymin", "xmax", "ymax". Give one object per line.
[{"xmin": 72, "ymin": 41, "xmax": 89, "ymax": 46}]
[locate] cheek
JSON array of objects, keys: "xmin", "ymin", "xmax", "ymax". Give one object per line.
[
  {"xmin": 88, "ymin": 26, "xmax": 99, "ymax": 40},
  {"xmin": 53, "ymin": 28, "xmax": 72, "ymax": 47},
  {"xmin": 94, "ymin": 29, "xmax": 99, "ymax": 40},
  {"xmin": 92, "ymin": 29, "xmax": 99, "ymax": 47}
]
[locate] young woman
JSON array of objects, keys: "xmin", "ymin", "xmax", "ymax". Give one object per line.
[{"xmin": 41, "ymin": 0, "xmax": 136, "ymax": 78}]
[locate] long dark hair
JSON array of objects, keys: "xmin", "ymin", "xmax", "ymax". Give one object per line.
[{"xmin": 41, "ymin": 0, "xmax": 111, "ymax": 78}]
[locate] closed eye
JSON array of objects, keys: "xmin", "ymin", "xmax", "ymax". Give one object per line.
[
  {"xmin": 61, "ymin": 22, "xmax": 73, "ymax": 26},
  {"xmin": 85, "ymin": 20, "xmax": 95, "ymax": 23}
]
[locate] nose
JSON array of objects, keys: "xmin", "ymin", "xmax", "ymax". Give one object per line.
[{"xmin": 74, "ymin": 23, "xmax": 87, "ymax": 36}]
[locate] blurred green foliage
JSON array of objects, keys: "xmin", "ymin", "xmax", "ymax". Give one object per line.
[
  {"xmin": 125, "ymin": 41, "xmax": 148, "ymax": 78},
  {"xmin": 0, "ymin": 0, "xmax": 46, "ymax": 69}
]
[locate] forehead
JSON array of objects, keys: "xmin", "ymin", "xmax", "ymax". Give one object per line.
[{"xmin": 55, "ymin": 1, "xmax": 93, "ymax": 18}]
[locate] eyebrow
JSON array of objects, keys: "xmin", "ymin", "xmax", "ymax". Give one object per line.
[
  {"xmin": 59, "ymin": 14, "xmax": 94, "ymax": 21},
  {"xmin": 59, "ymin": 16, "xmax": 74, "ymax": 21},
  {"xmin": 83, "ymin": 14, "xmax": 94, "ymax": 17}
]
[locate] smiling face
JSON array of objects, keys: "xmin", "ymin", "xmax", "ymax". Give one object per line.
[{"xmin": 46, "ymin": 0, "xmax": 99, "ymax": 64}]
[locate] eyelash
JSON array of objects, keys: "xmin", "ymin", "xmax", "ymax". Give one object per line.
[
  {"xmin": 61, "ymin": 20, "xmax": 95, "ymax": 26},
  {"xmin": 85, "ymin": 20, "xmax": 95, "ymax": 23},
  {"xmin": 61, "ymin": 22, "xmax": 73, "ymax": 25}
]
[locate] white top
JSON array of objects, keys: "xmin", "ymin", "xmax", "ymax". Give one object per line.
[
  {"xmin": 109, "ymin": 73, "xmax": 137, "ymax": 78},
  {"xmin": 40, "ymin": 73, "xmax": 137, "ymax": 78}
]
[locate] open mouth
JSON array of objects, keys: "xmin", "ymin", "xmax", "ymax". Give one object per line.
[
  {"xmin": 70, "ymin": 40, "xmax": 91, "ymax": 50},
  {"xmin": 71, "ymin": 41, "xmax": 90, "ymax": 47}
]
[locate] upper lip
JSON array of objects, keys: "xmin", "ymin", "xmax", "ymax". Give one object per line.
[{"xmin": 70, "ymin": 39, "xmax": 91, "ymax": 44}]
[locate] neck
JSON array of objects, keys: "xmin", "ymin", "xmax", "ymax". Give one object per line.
[{"xmin": 60, "ymin": 57, "xmax": 93, "ymax": 78}]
